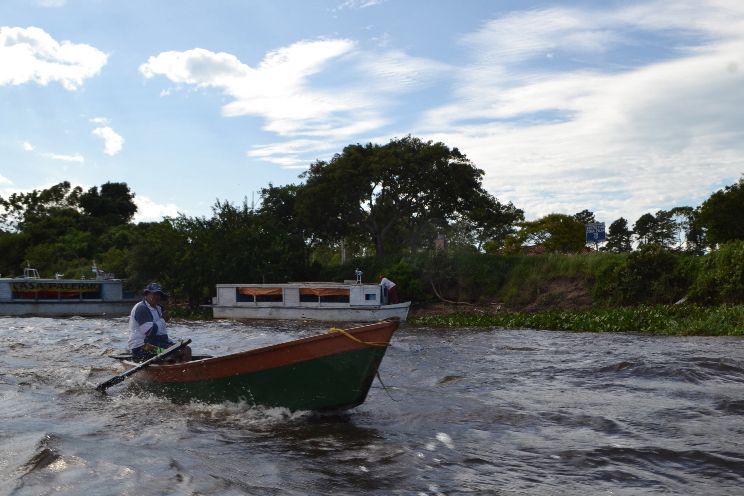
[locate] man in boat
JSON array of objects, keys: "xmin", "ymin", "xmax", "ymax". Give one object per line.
[
  {"xmin": 127, "ymin": 282, "xmax": 191, "ymax": 362},
  {"xmin": 379, "ymin": 276, "xmax": 399, "ymax": 304}
]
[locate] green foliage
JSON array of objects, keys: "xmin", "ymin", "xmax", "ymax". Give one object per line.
[
  {"xmin": 298, "ymin": 135, "xmax": 520, "ymax": 257},
  {"xmin": 0, "ymin": 181, "xmax": 82, "ymax": 232},
  {"xmin": 507, "ymin": 213, "xmax": 586, "ymax": 253},
  {"xmin": 593, "ymin": 244, "xmax": 693, "ymax": 305},
  {"xmin": 382, "ymin": 257, "xmax": 427, "ymax": 303},
  {"xmin": 0, "ymin": 181, "xmax": 139, "ymax": 281},
  {"xmin": 669, "ymin": 206, "xmax": 704, "ymax": 254},
  {"xmin": 126, "ymin": 221, "xmax": 184, "ymax": 292},
  {"xmin": 424, "ymin": 249, "xmax": 516, "ymax": 303},
  {"xmin": 411, "ymin": 305, "xmax": 744, "ymax": 336},
  {"xmin": 633, "ymin": 210, "xmax": 677, "ymax": 248},
  {"xmin": 573, "ymin": 209, "xmax": 595, "ymax": 224},
  {"xmin": 78, "ymin": 182, "xmax": 137, "ymax": 231},
  {"xmin": 0, "ymin": 151, "xmax": 740, "ymax": 315},
  {"xmin": 688, "ymin": 240, "xmax": 744, "ymax": 304},
  {"xmin": 99, "ymin": 247, "xmax": 131, "ymax": 280},
  {"xmin": 697, "ymin": 178, "xmax": 744, "ymax": 246},
  {"xmin": 604, "ymin": 217, "xmax": 633, "ymax": 253},
  {"xmin": 0, "ymin": 232, "xmax": 29, "ymax": 276}
]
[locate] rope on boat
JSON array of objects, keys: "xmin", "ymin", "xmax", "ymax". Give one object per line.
[
  {"xmin": 327, "ymin": 327, "xmax": 389, "ymax": 347},
  {"xmin": 374, "ymin": 370, "xmax": 399, "ymax": 402},
  {"xmin": 327, "ymin": 326, "xmax": 398, "ymax": 401}
]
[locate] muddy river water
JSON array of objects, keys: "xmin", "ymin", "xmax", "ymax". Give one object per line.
[{"xmin": 1, "ymin": 316, "xmax": 743, "ymax": 495}]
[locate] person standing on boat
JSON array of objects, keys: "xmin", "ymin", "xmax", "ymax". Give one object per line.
[
  {"xmin": 379, "ymin": 276, "xmax": 399, "ymax": 304},
  {"xmin": 128, "ymin": 282, "xmax": 190, "ymax": 362}
]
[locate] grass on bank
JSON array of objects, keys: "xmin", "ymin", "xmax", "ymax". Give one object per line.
[{"xmin": 410, "ymin": 305, "xmax": 744, "ymax": 336}]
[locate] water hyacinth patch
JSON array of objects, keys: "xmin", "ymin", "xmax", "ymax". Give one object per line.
[{"xmin": 410, "ymin": 305, "xmax": 744, "ymax": 336}]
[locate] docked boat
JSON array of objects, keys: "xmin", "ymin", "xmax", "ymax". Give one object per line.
[
  {"xmin": 0, "ymin": 264, "xmax": 137, "ymax": 317},
  {"xmin": 114, "ymin": 320, "xmax": 399, "ymax": 411},
  {"xmin": 210, "ymin": 281, "xmax": 411, "ymax": 322}
]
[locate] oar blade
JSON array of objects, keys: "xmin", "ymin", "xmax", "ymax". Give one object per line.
[{"xmin": 95, "ymin": 375, "xmax": 125, "ymax": 392}]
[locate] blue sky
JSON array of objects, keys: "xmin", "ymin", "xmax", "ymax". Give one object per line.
[{"xmin": 1, "ymin": 0, "xmax": 742, "ymax": 225}]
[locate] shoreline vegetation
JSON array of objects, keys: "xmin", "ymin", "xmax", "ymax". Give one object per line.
[
  {"xmin": 3, "ymin": 174, "xmax": 743, "ymax": 337},
  {"xmin": 167, "ymin": 304, "xmax": 744, "ymax": 336},
  {"xmin": 408, "ymin": 304, "xmax": 744, "ymax": 336},
  {"xmin": 166, "ymin": 243, "xmax": 744, "ymax": 336}
]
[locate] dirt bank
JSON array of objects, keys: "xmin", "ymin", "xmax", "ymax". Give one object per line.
[{"xmin": 409, "ymin": 275, "xmax": 593, "ymax": 318}]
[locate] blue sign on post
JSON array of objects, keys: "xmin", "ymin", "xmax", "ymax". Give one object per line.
[{"xmin": 585, "ymin": 222, "xmax": 606, "ymax": 243}]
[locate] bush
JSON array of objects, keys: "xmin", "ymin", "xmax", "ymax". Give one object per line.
[
  {"xmin": 689, "ymin": 240, "xmax": 744, "ymax": 304},
  {"xmin": 593, "ymin": 245, "xmax": 693, "ymax": 305}
]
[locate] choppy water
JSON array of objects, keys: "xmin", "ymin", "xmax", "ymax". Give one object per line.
[{"xmin": 1, "ymin": 316, "xmax": 743, "ymax": 495}]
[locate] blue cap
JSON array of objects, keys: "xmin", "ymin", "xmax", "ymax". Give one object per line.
[{"xmin": 143, "ymin": 282, "xmax": 168, "ymax": 298}]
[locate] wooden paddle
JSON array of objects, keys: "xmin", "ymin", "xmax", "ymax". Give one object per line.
[{"xmin": 95, "ymin": 339, "xmax": 192, "ymax": 393}]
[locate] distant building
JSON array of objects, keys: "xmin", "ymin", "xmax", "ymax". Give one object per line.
[{"xmin": 434, "ymin": 233, "xmax": 447, "ymax": 251}]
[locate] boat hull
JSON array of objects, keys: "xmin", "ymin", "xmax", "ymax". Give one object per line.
[
  {"xmin": 0, "ymin": 300, "xmax": 136, "ymax": 317},
  {"xmin": 211, "ymin": 301, "xmax": 410, "ymax": 322},
  {"xmin": 124, "ymin": 320, "xmax": 399, "ymax": 411},
  {"xmin": 0, "ymin": 276, "xmax": 135, "ymax": 317}
]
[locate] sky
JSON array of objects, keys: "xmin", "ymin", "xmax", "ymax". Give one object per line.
[{"xmin": 1, "ymin": 0, "xmax": 742, "ymax": 225}]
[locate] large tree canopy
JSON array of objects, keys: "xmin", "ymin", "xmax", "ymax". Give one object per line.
[
  {"xmin": 0, "ymin": 181, "xmax": 137, "ymax": 276},
  {"xmin": 506, "ymin": 213, "xmax": 586, "ymax": 254},
  {"xmin": 297, "ymin": 135, "xmax": 521, "ymax": 256},
  {"xmin": 79, "ymin": 181, "xmax": 138, "ymax": 228},
  {"xmin": 0, "ymin": 181, "xmax": 136, "ymax": 234},
  {"xmin": 697, "ymin": 178, "xmax": 744, "ymax": 246},
  {"xmin": 0, "ymin": 181, "xmax": 82, "ymax": 232}
]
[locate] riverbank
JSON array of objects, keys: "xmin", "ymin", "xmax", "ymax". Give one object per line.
[
  {"xmin": 167, "ymin": 302, "xmax": 744, "ymax": 336},
  {"xmin": 409, "ymin": 303, "xmax": 744, "ymax": 336}
]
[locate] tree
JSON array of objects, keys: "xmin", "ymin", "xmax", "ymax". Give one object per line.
[
  {"xmin": 697, "ymin": 178, "xmax": 744, "ymax": 246},
  {"xmin": 573, "ymin": 209, "xmax": 596, "ymax": 224},
  {"xmin": 633, "ymin": 210, "xmax": 676, "ymax": 248},
  {"xmin": 0, "ymin": 181, "xmax": 140, "ymax": 279},
  {"xmin": 649, "ymin": 210, "xmax": 677, "ymax": 247},
  {"xmin": 79, "ymin": 182, "xmax": 137, "ymax": 230},
  {"xmin": 457, "ymin": 193, "xmax": 523, "ymax": 251},
  {"xmin": 507, "ymin": 213, "xmax": 586, "ymax": 253},
  {"xmin": 669, "ymin": 206, "xmax": 705, "ymax": 254},
  {"xmin": 297, "ymin": 136, "xmax": 519, "ymax": 257},
  {"xmin": 633, "ymin": 213, "xmax": 656, "ymax": 246},
  {"xmin": 604, "ymin": 217, "xmax": 633, "ymax": 253},
  {"xmin": 0, "ymin": 181, "xmax": 82, "ymax": 232}
]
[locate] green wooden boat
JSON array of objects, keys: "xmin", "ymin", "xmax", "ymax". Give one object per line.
[{"xmin": 118, "ymin": 320, "xmax": 399, "ymax": 411}]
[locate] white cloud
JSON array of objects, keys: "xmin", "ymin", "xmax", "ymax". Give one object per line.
[
  {"xmin": 247, "ymin": 138, "xmax": 343, "ymax": 168},
  {"xmin": 141, "ymin": 41, "xmax": 363, "ymax": 139},
  {"xmin": 419, "ymin": 1, "xmax": 744, "ymax": 221},
  {"xmin": 21, "ymin": 141, "xmax": 34, "ymax": 151},
  {"xmin": 42, "ymin": 152, "xmax": 84, "ymax": 163},
  {"xmin": 0, "ymin": 26, "xmax": 107, "ymax": 90},
  {"xmin": 133, "ymin": 196, "xmax": 180, "ymax": 223},
  {"xmin": 140, "ymin": 40, "xmax": 386, "ymax": 140},
  {"xmin": 335, "ymin": 0, "xmax": 387, "ymax": 10},
  {"xmin": 92, "ymin": 126, "xmax": 124, "ymax": 156},
  {"xmin": 141, "ymin": 40, "xmax": 450, "ymax": 165},
  {"xmin": 37, "ymin": 0, "xmax": 66, "ymax": 7},
  {"xmin": 355, "ymin": 49, "xmax": 452, "ymax": 92},
  {"xmin": 0, "ymin": 174, "xmax": 11, "ymax": 186}
]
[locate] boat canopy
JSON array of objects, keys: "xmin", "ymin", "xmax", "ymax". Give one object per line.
[
  {"xmin": 299, "ymin": 287, "xmax": 350, "ymax": 297},
  {"xmin": 238, "ymin": 287, "xmax": 283, "ymax": 296}
]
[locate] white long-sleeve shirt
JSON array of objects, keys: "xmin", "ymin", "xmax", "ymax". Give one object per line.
[{"xmin": 127, "ymin": 300, "xmax": 167, "ymax": 350}]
